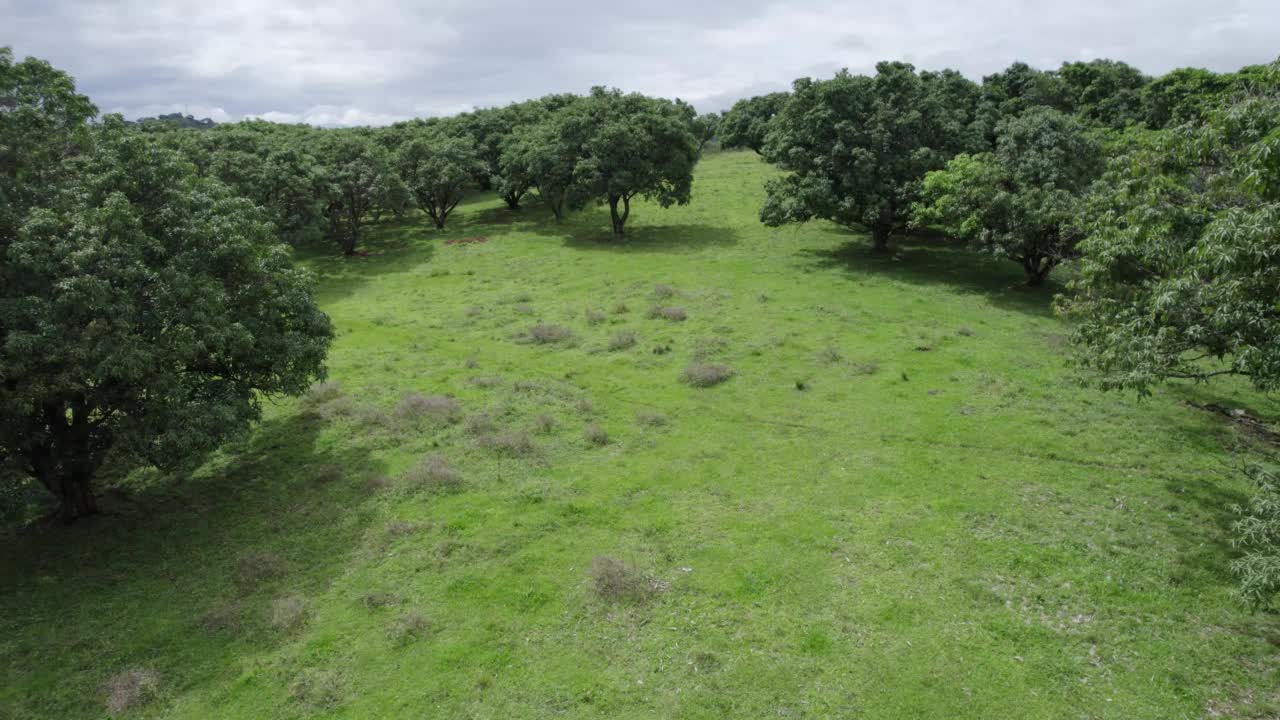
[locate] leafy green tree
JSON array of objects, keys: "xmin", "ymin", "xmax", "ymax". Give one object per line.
[
  {"xmin": 1058, "ymin": 59, "xmax": 1149, "ymax": 129},
  {"xmin": 1232, "ymin": 465, "xmax": 1280, "ymax": 608},
  {"xmin": 396, "ymin": 131, "xmax": 485, "ymax": 230},
  {"xmin": 760, "ymin": 62, "xmax": 982, "ymax": 251},
  {"xmin": 915, "ymin": 107, "xmax": 1102, "ymax": 285},
  {"xmin": 499, "ymin": 120, "xmax": 581, "ymax": 220},
  {"xmin": 1, "ymin": 116, "xmax": 332, "ymax": 521},
  {"xmin": 719, "ymin": 92, "xmax": 788, "ymax": 154},
  {"xmin": 558, "ymin": 88, "xmax": 701, "ymax": 237},
  {"xmin": 315, "ymin": 131, "xmax": 399, "ymax": 254},
  {"xmin": 1060, "ymin": 61, "xmax": 1280, "ymax": 393},
  {"xmin": 1141, "ymin": 67, "xmax": 1232, "ymax": 129},
  {"xmin": 693, "ymin": 112, "xmax": 720, "ymax": 152}
]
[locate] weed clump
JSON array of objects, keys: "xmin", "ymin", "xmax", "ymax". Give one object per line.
[
  {"xmin": 289, "ymin": 669, "xmax": 342, "ymax": 710},
  {"xmin": 465, "ymin": 413, "xmax": 496, "ymax": 436},
  {"xmin": 636, "ymin": 411, "xmax": 667, "ymax": 427},
  {"xmin": 681, "ymin": 362, "xmax": 735, "ymax": 388},
  {"xmin": 401, "ymin": 455, "xmax": 463, "ymax": 493},
  {"xmin": 478, "ymin": 431, "xmax": 535, "ymax": 457},
  {"xmin": 590, "ymin": 556, "xmax": 659, "ymax": 604},
  {"xmin": 199, "ymin": 602, "xmax": 243, "ymax": 634},
  {"xmin": 236, "ymin": 551, "xmax": 287, "ymax": 586},
  {"xmin": 394, "ymin": 393, "xmax": 460, "ymax": 424},
  {"xmin": 608, "ymin": 330, "xmax": 637, "ymax": 351},
  {"xmin": 612, "ymin": 301, "xmax": 630, "ymax": 314},
  {"xmin": 103, "ymin": 669, "xmax": 160, "ymax": 715},
  {"xmin": 387, "ymin": 610, "xmax": 430, "ymax": 646},
  {"xmin": 585, "ymin": 309, "xmax": 607, "ymax": 325},
  {"xmin": 526, "ymin": 323, "xmax": 574, "ymax": 344},
  {"xmin": 300, "ymin": 381, "xmax": 344, "ymax": 412},
  {"xmin": 648, "ymin": 306, "xmax": 687, "ymax": 322},
  {"xmin": 270, "ymin": 594, "xmax": 310, "ymax": 632},
  {"xmin": 533, "ymin": 413, "xmax": 556, "ymax": 434},
  {"xmin": 853, "ymin": 362, "xmax": 879, "ymax": 376},
  {"xmin": 583, "ymin": 423, "xmax": 610, "ymax": 446},
  {"xmin": 653, "ymin": 283, "xmax": 677, "ymax": 299},
  {"xmin": 820, "ymin": 346, "xmax": 844, "ymax": 363},
  {"xmin": 361, "ymin": 592, "xmax": 402, "ymax": 609}
]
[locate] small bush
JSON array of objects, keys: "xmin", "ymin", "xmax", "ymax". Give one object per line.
[
  {"xmin": 401, "ymin": 455, "xmax": 463, "ymax": 494},
  {"xmin": 648, "ymin": 306, "xmax": 687, "ymax": 322},
  {"xmin": 590, "ymin": 556, "xmax": 658, "ymax": 604},
  {"xmin": 681, "ymin": 362, "xmax": 735, "ymax": 388},
  {"xmin": 612, "ymin": 301, "xmax": 630, "ymax": 314},
  {"xmin": 533, "ymin": 413, "xmax": 556, "ymax": 434},
  {"xmin": 465, "ymin": 413, "xmax": 496, "ymax": 436},
  {"xmin": 1232, "ymin": 465, "xmax": 1280, "ymax": 607},
  {"xmin": 576, "ymin": 398, "xmax": 595, "ymax": 415},
  {"xmin": 289, "ymin": 669, "xmax": 342, "ymax": 710},
  {"xmin": 387, "ymin": 610, "xmax": 430, "ymax": 646},
  {"xmin": 270, "ymin": 594, "xmax": 310, "ymax": 632},
  {"xmin": 636, "ymin": 411, "xmax": 667, "ymax": 427},
  {"xmin": 478, "ymin": 431, "xmax": 534, "ymax": 457},
  {"xmin": 608, "ymin": 331, "xmax": 637, "ymax": 351},
  {"xmin": 583, "ymin": 423, "xmax": 610, "ymax": 446},
  {"xmin": 236, "ymin": 551, "xmax": 287, "ymax": 586},
  {"xmin": 527, "ymin": 323, "xmax": 574, "ymax": 344},
  {"xmin": 653, "ymin": 283, "xmax": 677, "ymax": 299},
  {"xmin": 200, "ymin": 602, "xmax": 242, "ymax": 634},
  {"xmin": 585, "ymin": 309, "xmax": 607, "ymax": 325},
  {"xmin": 394, "ymin": 393, "xmax": 460, "ymax": 424},
  {"xmin": 103, "ymin": 669, "xmax": 160, "ymax": 715}
]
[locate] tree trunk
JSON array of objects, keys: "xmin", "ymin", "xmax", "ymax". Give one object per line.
[
  {"xmin": 503, "ymin": 191, "xmax": 522, "ymax": 210},
  {"xmin": 1022, "ymin": 256, "xmax": 1053, "ymax": 286},
  {"xmin": 54, "ymin": 470, "xmax": 98, "ymax": 522},
  {"xmin": 871, "ymin": 224, "xmax": 891, "ymax": 252},
  {"xmin": 608, "ymin": 194, "xmax": 627, "ymax": 237}
]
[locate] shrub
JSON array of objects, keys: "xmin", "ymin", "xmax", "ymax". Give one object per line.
[
  {"xmin": 401, "ymin": 455, "xmax": 463, "ymax": 494},
  {"xmin": 590, "ymin": 556, "xmax": 658, "ymax": 604},
  {"xmin": 533, "ymin": 413, "xmax": 556, "ymax": 434},
  {"xmin": 648, "ymin": 306, "xmax": 687, "ymax": 322},
  {"xmin": 612, "ymin": 301, "xmax": 630, "ymax": 314},
  {"xmin": 527, "ymin": 323, "xmax": 574, "ymax": 344},
  {"xmin": 236, "ymin": 551, "xmax": 287, "ymax": 586},
  {"xmin": 681, "ymin": 362, "xmax": 735, "ymax": 387},
  {"xmin": 103, "ymin": 669, "xmax": 160, "ymax": 715},
  {"xmin": 394, "ymin": 393, "xmax": 460, "ymax": 424},
  {"xmin": 653, "ymin": 283, "xmax": 677, "ymax": 299},
  {"xmin": 576, "ymin": 398, "xmax": 595, "ymax": 415},
  {"xmin": 387, "ymin": 610, "xmax": 430, "ymax": 646},
  {"xmin": 608, "ymin": 331, "xmax": 637, "ymax": 351},
  {"xmin": 289, "ymin": 669, "xmax": 342, "ymax": 710},
  {"xmin": 583, "ymin": 423, "xmax": 610, "ymax": 446},
  {"xmin": 636, "ymin": 411, "xmax": 667, "ymax": 427},
  {"xmin": 585, "ymin": 309, "xmax": 607, "ymax": 325},
  {"xmin": 478, "ymin": 431, "xmax": 535, "ymax": 456},
  {"xmin": 270, "ymin": 594, "xmax": 310, "ymax": 632}
]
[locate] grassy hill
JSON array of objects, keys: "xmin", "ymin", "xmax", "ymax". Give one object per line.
[{"xmin": 3, "ymin": 151, "xmax": 1278, "ymax": 718}]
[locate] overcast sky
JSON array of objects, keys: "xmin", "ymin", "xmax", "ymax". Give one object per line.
[{"xmin": 5, "ymin": 0, "xmax": 1279, "ymax": 126}]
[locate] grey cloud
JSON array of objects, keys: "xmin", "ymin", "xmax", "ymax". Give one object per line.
[{"xmin": 3, "ymin": 0, "xmax": 1278, "ymax": 125}]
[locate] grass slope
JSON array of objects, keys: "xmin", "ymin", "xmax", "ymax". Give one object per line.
[{"xmin": 2, "ymin": 151, "xmax": 1279, "ymax": 719}]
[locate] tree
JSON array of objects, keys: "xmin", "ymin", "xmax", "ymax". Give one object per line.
[
  {"xmin": 760, "ymin": 62, "xmax": 982, "ymax": 251},
  {"xmin": 1058, "ymin": 59, "xmax": 1149, "ymax": 129},
  {"xmin": 693, "ymin": 112, "xmax": 720, "ymax": 152},
  {"xmin": 1141, "ymin": 67, "xmax": 1231, "ymax": 129},
  {"xmin": 558, "ymin": 88, "xmax": 701, "ymax": 237},
  {"xmin": 1, "ymin": 114, "xmax": 332, "ymax": 521},
  {"xmin": 499, "ymin": 120, "xmax": 581, "ymax": 221},
  {"xmin": 719, "ymin": 92, "xmax": 788, "ymax": 154},
  {"xmin": 915, "ymin": 107, "xmax": 1102, "ymax": 285},
  {"xmin": 396, "ymin": 131, "xmax": 485, "ymax": 230},
  {"xmin": 1059, "ymin": 61, "xmax": 1280, "ymax": 393},
  {"xmin": 314, "ymin": 131, "xmax": 399, "ymax": 255}
]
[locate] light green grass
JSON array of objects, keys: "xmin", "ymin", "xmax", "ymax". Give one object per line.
[{"xmin": 3, "ymin": 151, "xmax": 1279, "ymax": 719}]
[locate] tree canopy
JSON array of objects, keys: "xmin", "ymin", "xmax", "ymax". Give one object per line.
[
  {"xmin": 396, "ymin": 130, "xmax": 485, "ymax": 230},
  {"xmin": 760, "ymin": 62, "xmax": 982, "ymax": 250},
  {"xmin": 718, "ymin": 92, "xmax": 789, "ymax": 155}
]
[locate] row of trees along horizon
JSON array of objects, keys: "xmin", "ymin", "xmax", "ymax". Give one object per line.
[{"xmin": 3, "ymin": 47, "xmax": 1280, "ymax": 605}]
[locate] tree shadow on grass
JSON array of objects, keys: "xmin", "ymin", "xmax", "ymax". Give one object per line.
[
  {"xmin": 295, "ymin": 216, "xmax": 438, "ymax": 306},
  {"xmin": 0, "ymin": 411, "xmax": 388, "ymax": 718},
  {"xmin": 560, "ymin": 222, "xmax": 739, "ymax": 254},
  {"xmin": 800, "ymin": 230, "xmax": 1061, "ymax": 317}
]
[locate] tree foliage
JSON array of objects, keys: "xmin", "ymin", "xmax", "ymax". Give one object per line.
[
  {"xmin": 760, "ymin": 62, "xmax": 982, "ymax": 250},
  {"xmin": 719, "ymin": 92, "xmax": 788, "ymax": 154},
  {"xmin": 916, "ymin": 108, "xmax": 1102, "ymax": 285},
  {"xmin": 396, "ymin": 130, "xmax": 485, "ymax": 229},
  {"xmin": 2, "ymin": 100, "xmax": 331, "ymax": 522},
  {"xmin": 314, "ymin": 131, "xmax": 401, "ymax": 255},
  {"xmin": 1060, "ymin": 61, "xmax": 1280, "ymax": 393}
]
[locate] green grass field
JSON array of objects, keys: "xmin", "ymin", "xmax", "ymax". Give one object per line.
[{"xmin": 3, "ymin": 150, "xmax": 1279, "ymax": 719}]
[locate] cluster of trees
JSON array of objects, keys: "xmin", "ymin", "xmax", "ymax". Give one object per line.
[
  {"xmin": 147, "ymin": 89, "xmax": 709, "ymax": 256},
  {"xmin": 734, "ymin": 56, "xmax": 1280, "ymax": 604},
  {"xmin": 1, "ymin": 48, "xmax": 333, "ymax": 521}
]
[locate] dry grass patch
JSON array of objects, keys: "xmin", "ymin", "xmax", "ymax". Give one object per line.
[
  {"xmin": 465, "ymin": 413, "xmax": 496, "ymax": 435},
  {"xmin": 590, "ymin": 556, "xmax": 661, "ymax": 604},
  {"xmin": 585, "ymin": 309, "xmax": 607, "ymax": 325},
  {"xmin": 289, "ymin": 669, "xmax": 342, "ymax": 711},
  {"xmin": 525, "ymin": 323, "xmax": 574, "ymax": 344},
  {"xmin": 653, "ymin": 283, "xmax": 677, "ymax": 299},
  {"xmin": 648, "ymin": 306, "xmax": 687, "ymax": 322},
  {"xmin": 103, "ymin": 669, "xmax": 160, "ymax": 715},
  {"xmin": 478, "ymin": 431, "xmax": 535, "ymax": 457},
  {"xmin": 612, "ymin": 301, "xmax": 630, "ymax": 314},
  {"xmin": 401, "ymin": 455, "xmax": 463, "ymax": 494},
  {"xmin": 200, "ymin": 601, "xmax": 243, "ymax": 634},
  {"xmin": 681, "ymin": 362, "xmax": 735, "ymax": 388},
  {"xmin": 583, "ymin": 423, "xmax": 610, "ymax": 446},
  {"xmin": 361, "ymin": 592, "xmax": 402, "ymax": 609},
  {"xmin": 636, "ymin": 411, "xmax": 668, "ymax": 427},
  {"xmin": 236, "ymin": 550, "xmax": 287, "ymax": 586},
  {"xmin": 387, "ymin": 609, "xmax": 430, "ymax": 646},
  {"xmin": 608, "ymin": 330, "xmax": 637, "ymax": 351},
  {"xmin": 270, "ymin": 594, "xmax": 310, "ymax": 632},
  {"xmin": 533, "ymin": 413, "xmax": 556, "ymax": 434},
  {"xmin": 385, "ymin": 519, "xmax": 426, "ymax": 537},
  {"xmin": 394, "ymin": 392, "xmax": 461, "ymax": 424}
]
